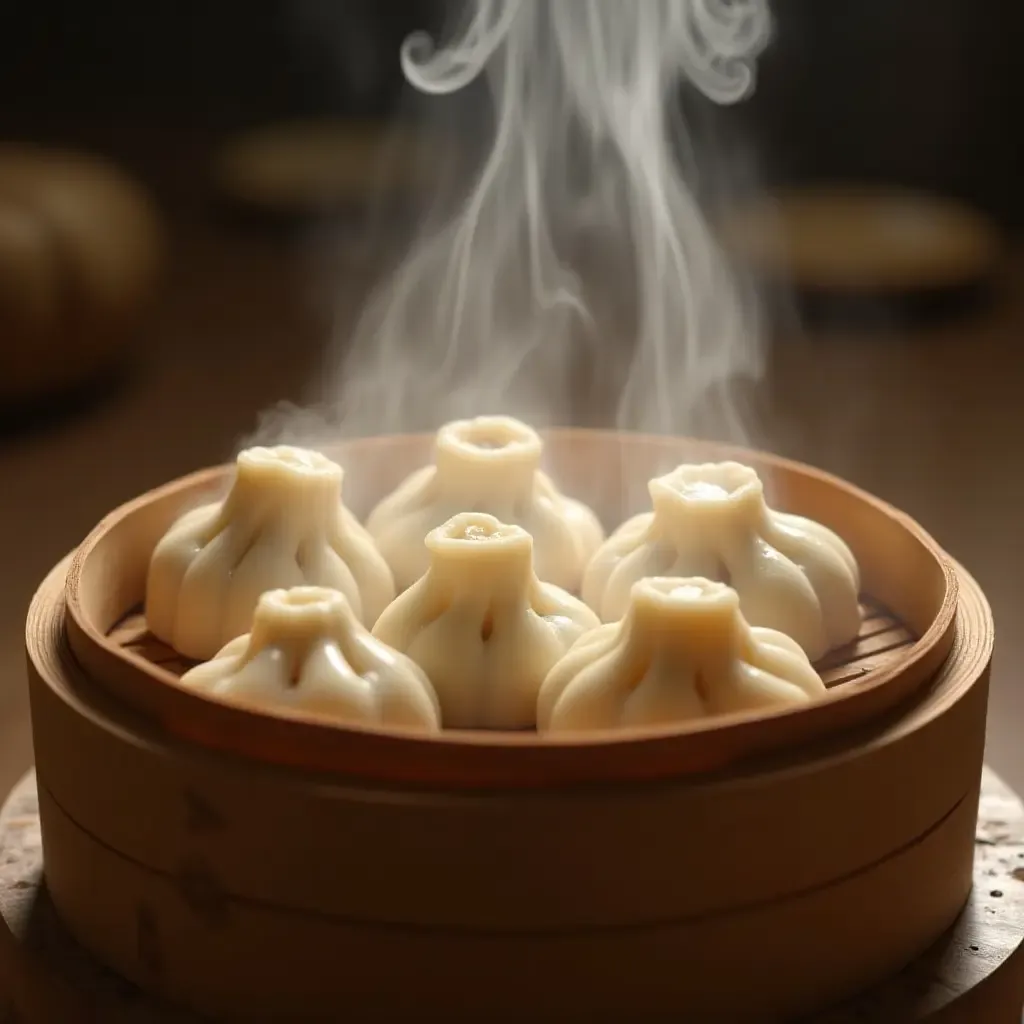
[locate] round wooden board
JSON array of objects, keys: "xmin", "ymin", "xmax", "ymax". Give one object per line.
[{"xmin": 0, "ymin": 767, "xmax": 1022, "ymax": 1023}]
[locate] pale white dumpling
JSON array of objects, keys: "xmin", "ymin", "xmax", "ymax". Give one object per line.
[
  {"xmin": 147, "ymin": 445, "xmax": 395, "ymax": 661},
  {"xmin": 365, "ymin": 416, "xmax": 604, "ymax": 593},
  {"xmin": 180, "ymin": 586, "xmax": 440, "ymax": 730},
  {"xmin": 539, "ymin": 576, "xmax": 826, "ymax": 733},
  {"xmin": 582, "ymin": 461, "xmax": 861, "ymax": 661},
  {"xmin": 372, "ymin": 512, "xmax": 600, "ymax": 730}
]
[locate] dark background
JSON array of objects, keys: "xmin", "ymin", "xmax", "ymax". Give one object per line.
[{"xmin": 1, "ymin": 0, "xmax": 1022, "ymax": 228}]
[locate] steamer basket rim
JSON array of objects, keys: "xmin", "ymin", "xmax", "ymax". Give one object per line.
[{"xmin": 60, "ymin": 428, "xmax": 961, "ymax": 788}]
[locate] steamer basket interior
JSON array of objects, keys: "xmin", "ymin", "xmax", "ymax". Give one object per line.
[{"xmin": 63, "ymin": 430, "xmax": 957, "ymax": 788}]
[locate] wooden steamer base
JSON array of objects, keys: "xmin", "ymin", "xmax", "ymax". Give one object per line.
[
  {"xmin": 4, "ymin": 766, "xmax": 1022, "ymax": 1023},
  {"xmin": 20, "ymin": 433, "xmax": 996, "ymax": 1020}
]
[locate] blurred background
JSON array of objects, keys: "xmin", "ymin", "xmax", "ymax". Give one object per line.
[{"xmin": 0, "ymin": 0, "xmax": 1022, "ymax": 796}]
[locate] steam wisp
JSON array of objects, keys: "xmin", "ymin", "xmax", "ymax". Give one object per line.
[{"xmin": 255, "ymin": 0, "xmax": 772, "ymax": 449}]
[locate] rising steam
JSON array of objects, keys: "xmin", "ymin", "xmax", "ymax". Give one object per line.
[{"xmin": 257, "ymin": 0, "xmax": 772, "ymax": 446}]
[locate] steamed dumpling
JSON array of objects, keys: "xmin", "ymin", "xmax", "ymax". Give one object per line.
[
  {"xmin": 147, "ymin": 445, "xmax": 395, "ymax": 661},
  {"xmin": 180, "ymin": 586, "xmax": 440, "ymax": 730},
  {"xmin": 366, "ymin": 416, "xmax": 604, "ymax": 593},
  {"xmin": 372, "ymin": 512, "xmax": 600, "ymax": 729},
  {"xmin": 539, "ymin": 576, "xmax": 826, "ymax": 733},
  {"xmin": 582, "ymin": 461, "xmax": 861, "ymax": 661}
]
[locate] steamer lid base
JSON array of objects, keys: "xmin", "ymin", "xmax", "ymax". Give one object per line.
[{"xmin": 1, "ymin": 769, "xmax": 1023, "ymax": 1023}]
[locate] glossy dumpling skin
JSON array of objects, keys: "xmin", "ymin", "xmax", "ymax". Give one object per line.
[
  {"xmin": 365, "ymin": 416, "xmax": 604, "ymax": 593},
  {"xmin": 539, "ymin": 576, "xmax": 826, "ymax": 733},
  {"xmin": 372, "ymin": 512, "xmax": 600, "ymax": 730},
  {"xmin": 582, "ymin": 461, "xmax": 861, "ymax": 661},
  {"xmin": 180, "ymin": 586, "xmax": 440, "ymax": 731},
  {"xmin": 146, "ymin": 445, "xmax": 395, "ymax": 661}
]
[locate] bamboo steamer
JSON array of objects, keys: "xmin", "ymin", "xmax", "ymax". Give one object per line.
[{"xmin": 25, "ymin": 430, "xmax": 993, "ymax": 1021}]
